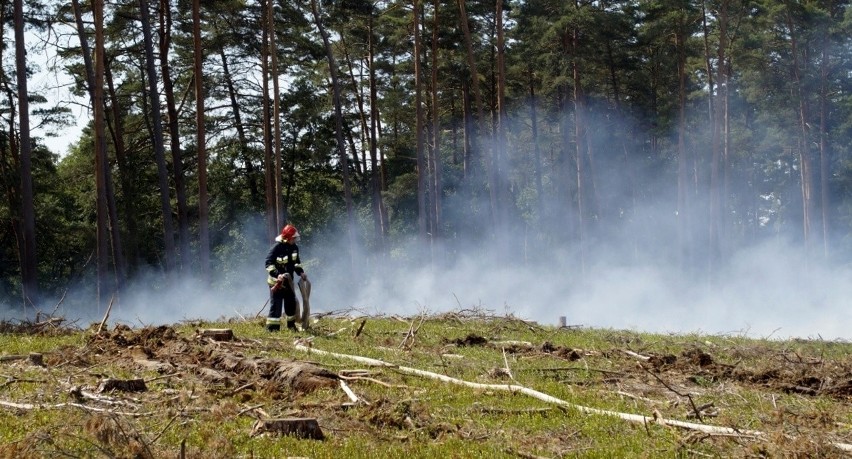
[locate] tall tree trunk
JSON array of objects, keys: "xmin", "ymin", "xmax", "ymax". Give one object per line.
[
  {"xmin": 267, "ymin": 0, "xmax": 285, "ymax": 227},
  {"xmin": 218, "ymin": 46, "xmax": 260, "ymax": 205},
  {"xmin": 785, "ymin": 6, "xmax": 815, "ymax": 255},
  {"xmin": 570, "ymin": 10, "xmax": 587, "ymax": 277},
  {"xmin": 494, "ymin": 0, "xmax": 509, "ymax": 249},
  {"xmin": 193, "ymin": 0, "xmax": 209, "ymax": 278},
  {"xmin": 72, "ymin": 0, "xmax": 126, "ymax": 287},
  {"xmin": 0, "ymin": 88, "xmax": 25, "ymax": 301},
  {"xmin": 430, "ymin": 0, "xmax": 442, "ymax": 251},
  {"xmin": 310, "ymin": 0, "xmax": 356, "ymax": 270},
  {"xmin": 414, "ymin": 0, "xmax": 427, "ymax": 243},
  {"xmin": 260, "ymin": 0, "xmax": 276, "ymax": 239},
  {"xmin": 340, "ymin": 34, "xmax": 367, "ymax": 177},
  {"xmin": 104, "ymin": 62, "xmax": 138, "ymax": 271},
  {"xmin": 701, "ymin": 0, "xmax": 715, "ymax": 123},
  {"xmin": 158, "ymin": 0, "xmax": 190, "ymax": 268},
  {"xmin": 457, "ymin": 0, "xmax": 486, "ymax": 187},
  {"xmin": 92, "ymin": 0, "xmax": 110, "ymax": 308},
  {"xmin": 721, "ymin": 57, "xmax": 730, "ymax": 259},
  {"xmin": 341, "ymin": 121, "xmax": 362, "ymax": 179},
  {"xmin": 708, "ymin": 0, "xmax": 727, "ymax": 274},
  {"xmin": 139, "ymin": 0, "xmax": 177, "ymax": 271},
  {"xmin": 604, "ymin": 37, "xmax": 637, "ymax": 258},
  {"xmin": 450, "ymin": 95, "xmax": 459, "ymax": 166},
  {"xmin": 13, "ymin": 0, "xmax": 37, "ymax": 307},
  {"xmin": 0, "ymin": 127, "xmax": 24, "ymax": 298},
  {"xmin": 461, "ymin": 83, "xmax": 472, "ymax": 177},
  {"xmin": 528, "ymin": 64, "xmax": 544, "ymax": 219},
  {"xmin": 368, "ymin": 13, "xmax": 388, "ymax": 249},
  {"xmin": 676, "ymin": 24, "xmax": 690, "ymax": 270},
  {"xmin": 818, "ymin": 1, "xmax": 832, "ymax": 258}
]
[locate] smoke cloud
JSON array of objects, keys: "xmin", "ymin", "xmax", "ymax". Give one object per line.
[{"xmin": 3, "ymin": 209, "xmax": 849, "ymax": 342}]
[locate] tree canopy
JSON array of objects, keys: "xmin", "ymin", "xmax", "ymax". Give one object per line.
[{"xmin": 2, "ymin": 0, "xmax": 852, "ymax": 315}]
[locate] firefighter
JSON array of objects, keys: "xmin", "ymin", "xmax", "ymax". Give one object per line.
[{"xmin": 265, "ymin": 224, "xmax": 308, "ymax": 331}]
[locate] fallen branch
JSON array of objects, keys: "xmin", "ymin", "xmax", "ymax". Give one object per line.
[
  {"xmin": 144, "ymin": 372, "xmax": 181, "ymax": 383},
  {"xmin": 293, "ymin": 343, "xmax": 852, "ymax": 453},
  {"xmin": 236, "ymin": 403, "xmax": 266, "ymax": 418},
  {"xmin": 354, "ymin": 319, "xmax": 367, "ymax": 338},
  {"xmin": 639, "ymin": 363, "xmax": 704, "ymax": 421},
  {"xmin": 0, "ymin": 375, "xmax": 46, "ymax": 389},
  {"xmin": 399, "ymin": 315, "xmax": 426, "ymax": 349},
  {"xmin": 338, "ymin": 369, "xmax": 372, "ymax": 377},
  {"xmin": 50, "ymin": 290, "xmax": 67, "ymax": 316},
  {"xmin": 623, "ymin": 350, "xmax": 651, "ymax": 361},
  {"xmin": 68, "ymin": 386, "xmax": 139, "ymax": 407},
  {"xmin": 441, "ymin": 353, "xmax": 464, "ymax": 360},
  {"xmin": 95, "ymin": 295, "xmax": 115, "ymax": 336},
  {"xmin": 339, "ymin": 375, "xmax": 407, "ymax": 389},
  {"xmin": 327, "ymin": 327, "xmax": 349, "ymax": 337},
  {"xmin": 502, "ymin": 347, "xmax": 515, "ymax": 382},
  {"xmin": 228, "ymin": 383, "xmax": 255, "ymax": 396},
  {"xmin": 339, "ymin": 380, "xmax": 369, "ymax": 405},
  {"xmin": 0, "ymin": 399, "xmax": 153, "ymax": 417}
]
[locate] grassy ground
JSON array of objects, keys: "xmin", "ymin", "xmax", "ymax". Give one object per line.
[{"xmin": 1, "ymin": 310, "xmax": 850, "ymax": 458}]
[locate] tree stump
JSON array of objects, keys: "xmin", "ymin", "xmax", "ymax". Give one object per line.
[
  {"xmin": 97, "ymin": 378, "xmax": 147, "ymax": 393},
  {"xmin": 198, "ymin": 329, "xmax": 234, "ymax": 341},
  {"xmin": 249, "ymin": 418, "xmax": 324, "ymax": 440},
  {"xmin": 28, "ymin": 353, "xmax": 45, "ymax": 366}
]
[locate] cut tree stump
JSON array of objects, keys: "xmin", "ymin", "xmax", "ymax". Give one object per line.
[
  {"xmin": 249, "ymin": 418, "xmax": 324, "ymax": 440},
  {"xmin": 97, "ymin": 378, "xmax": 147, "ymax": 393},
  {"xmin": 28, "ymin": 353, "xmax": 45, "ymax": 366},
  {"xmin": 198, "ymin": 329, "xmax": 234, "ymax": 341}
]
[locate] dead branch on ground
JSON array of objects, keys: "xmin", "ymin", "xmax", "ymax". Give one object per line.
[{"xmin": 293, "ymin": 342, "xmax": 852, "ymax": 453}]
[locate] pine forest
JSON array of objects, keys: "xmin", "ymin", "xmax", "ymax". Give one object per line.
[{"xmin": 2, "ymin": 0, "xmax": 852, "ymax": 333}]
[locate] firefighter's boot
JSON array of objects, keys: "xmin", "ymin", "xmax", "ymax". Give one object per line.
[{"xmin": 266, "ymin": 317, "xmax": 281, "ymax": 332}]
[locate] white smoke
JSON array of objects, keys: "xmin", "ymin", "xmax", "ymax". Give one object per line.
[{"xmin": 3, "ymin": 209, "xmax": 848, "ymax": 342}]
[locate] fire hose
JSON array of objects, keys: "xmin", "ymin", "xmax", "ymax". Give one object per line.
[
  {"xmin": 298, "ymin": 277, "xmax": 311, "ymax": 329},
  {"xmin": 271, "ymin": 274, "xmax": 312, "ymax": 329}
]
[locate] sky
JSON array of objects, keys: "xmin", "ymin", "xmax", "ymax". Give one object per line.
[
  {"xmin": 25, "ymin": 26, "xmax": 90, "ymax": 159},
  {"xmin": 31, "ymin": 68, "xmax": 89, "ymax": 158}
]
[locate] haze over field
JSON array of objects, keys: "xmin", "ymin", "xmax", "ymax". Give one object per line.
[{"xmin": 4, "ymin": 227, "xmax": 848, "ymax": 342}]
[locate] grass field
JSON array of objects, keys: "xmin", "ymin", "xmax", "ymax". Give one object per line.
[{"xmin": 1, "ymin": 310, "xmax": 850, "ymax": 458}]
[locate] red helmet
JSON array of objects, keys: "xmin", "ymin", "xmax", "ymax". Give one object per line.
[{"xmin": 280, "ymin": 224, "xmax": 300, "ymax": 241}]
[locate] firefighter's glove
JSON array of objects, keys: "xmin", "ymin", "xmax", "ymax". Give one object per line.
[{"xmin": 300, "ymin": 273, "xmax": 308, "ymax": 282}]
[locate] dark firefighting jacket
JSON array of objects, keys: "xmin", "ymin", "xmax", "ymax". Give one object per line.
[{"xmin": 265, "ymin": 237, "xmax": 304, "ymax": 287}]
